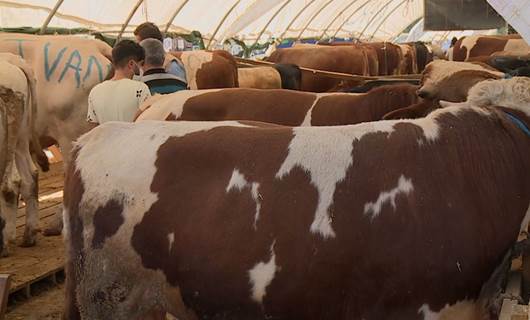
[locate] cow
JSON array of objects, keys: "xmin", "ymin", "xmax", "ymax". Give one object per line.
[
  {"xmin": 417, "ymin": 60, "xmax": 505, "ymax": 102},
  {"xmin": 360, "ymin": 42, "xmax": 403, "ymax": 76},
  {"xmin": 0, "ymin": 54, "xmax": 40, "ymax": 256},
  {"xmin": 237, "ymin": 64, "xmax": 301, "ymax": 90},
  {"xmin": 340, "ymin": 80, "xmax": 419, "ymax": 93},
  {"xmin": 0, "ymin": 33, "xmax": 112, "ymax": 163},
  {"xmin": 64, "ymin": 86, "xmax": 530, "ymax": 319},
  {"xmin": 439, "ymin": 76, "xmax": 530, "ymax": 112},
  {"xmin": 398, "ymin": 43, "xmax": 418, "ymax": 74},
  {"xmin": 267, "ymin": 45, "xmax": 369, "ymax": 92},
  {"xmin": 413, "ymin": 42, "xmax": 434, "ymax": 72},
  {"xmin": 135, "ymin": 85, "xmax": 422, "ymax": 126},
  {"xmin": 0, "ymin": 33, "xmax": 113, "ymax": 235},
  {"xmin": 451, "ymin": 35, "xmax": 529, "ymax": 61},
  {"xmin": 238, "ymin": 67, "xmax": 281, "ymax": 89},
  {"xmin": 169, "ymin": 50, "xmax": 238, "ymax": 90},
  {"xmin": 389, "ymin": 60, "xmax": 508, "ymax": 119},
  {"xmin": 318, "ymin": 42, "xmax": 379, "ymax": 76}
]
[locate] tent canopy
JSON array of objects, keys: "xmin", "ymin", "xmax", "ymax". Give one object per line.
[{"xmin": 0, "ymin": 0, "xmax": 504, "ymax": 46}]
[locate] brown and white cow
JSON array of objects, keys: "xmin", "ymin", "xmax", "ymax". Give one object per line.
[
  {"xmin": 64, "ymin": 87, "xmax": 530, "ymax": 319},
  {"xmin": 267, "ymin": 45, "xmax": 369, "ymax": 92},
  {"xmin": 0, "ymin": 54, "xmax": 40, "ymax": 255},
  {"xmin": 440, "ymin": 77, "xmax": 530, "ymax": 112},
  {"xmin": 169, "ymin": 50, "xmax": 238, "ymax": 90},
  {"xmin": 417, "ymin": 60, "xmax": 505, "ymax": 102},
  {"xmin": 135, "ymin": 85, "xmax": 422, "ymax": 126},
  {"xmin": 451, "ymin": 35, "xmax": 529, "ymax": 61}
]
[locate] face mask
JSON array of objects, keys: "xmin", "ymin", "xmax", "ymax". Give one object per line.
[{"xmin": 133, "ymin": 62, "xmax": 141, "ymax": 76}]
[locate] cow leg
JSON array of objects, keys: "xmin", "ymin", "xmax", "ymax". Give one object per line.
[
  {"xmin": 15, "ymin": 144, "xmax": 39, "ymax": 247},
  {"xmin": 43, "ymin": 138, "xmax": 72, "ymax": 237},
  {"xmin": 0, "ymin": 161, "xmax": 20, "ymax": 256}
]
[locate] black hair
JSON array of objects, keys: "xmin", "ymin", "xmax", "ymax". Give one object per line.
[
  {"xmin": 112, "ymin": 40, "xmax": 145, "ymax": 68},
  {"xmin": 134, "ymin": 22, "xmax": 164, "ymax": 42}
]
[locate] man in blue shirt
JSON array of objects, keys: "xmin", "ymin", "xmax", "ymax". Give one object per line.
[
  {"xmin": 140, "ymin": 39, "xmax": 187, "ymax": 94},
  {"xmin": 134, "ymin": 22, "xmax": 187, "ymax": 85}
]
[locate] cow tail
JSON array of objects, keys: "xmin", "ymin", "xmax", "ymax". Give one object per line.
[
  {"xmin": 363, "ymin": 50, "xmax": 370, "ymax": 76},
  {"xmin": 14, "ymin": 57, "xmax": 49, "ymax": 172}
]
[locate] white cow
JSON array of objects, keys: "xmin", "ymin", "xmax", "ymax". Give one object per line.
[
  {"xmin": 0, "ymin": 54, "xmax": 40, "ymax": 256},
  {"xmin": 0, "ymin": 34, "xmax": 113, "ymax": 235},
  {"xmin": 0, "ymin": 33, "xmax": 113, "ymax": 163}
]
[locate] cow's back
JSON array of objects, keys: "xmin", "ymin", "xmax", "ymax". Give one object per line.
[
  {"xmin": 65, "ymin": 111, "xmax": 530, "ymax": 319},
  {"xmin": 237, "ymin": 67, "xmax": 282, "ymax": 89},
  {"xmin": 268, "ymin": 46, "xmax": 368, "ymax": 92}
]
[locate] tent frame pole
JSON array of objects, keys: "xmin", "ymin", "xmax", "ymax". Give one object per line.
[
  {"xmin": 117, "ymin": 0, "xmax": 145, "ymax": 42},
  {"xmin": 318, "ymin": 0, "xmax": 360, "ymax": 40},
  {"xmin": 207, "ymin": 0, "xmax": 242, "ymax": 50},
  {"xmin": 250, "ymin": 0, "xmax": 292, "ymax": 49},
  {"xmin": 277, "ymin": 0, "xmax": 316, "ymax": 41},
  {"xmin": 164, "ymin": 0, "xmax": 190, "ymax": 34},
  {"xmin": 330, "ymin": 0, "xmax": 372, "ymax": 39},
  {"xmin": 369, "ymin": 0, "xmax": 409, "ymax": 40},
  {"xmin": 358, "ymin": 0, "xmax": 396, "ymax": 40},
  {"xmin": 295, "ymin": 0, "xmax": 334, "ymax": 42},
  {"xmin": 40, "ymin": 0, "xmax": 64, "ymax": 35}
]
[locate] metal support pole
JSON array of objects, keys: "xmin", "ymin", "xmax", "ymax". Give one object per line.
[
  {"xmin": 358, "ymin": 0, "xmax": 396, "ymax": 40},
  {"xmin": 277, "ymin": 0, "xmax": 317, "ymax": 41},
  {"xmin": 39, "ymin": 0, "xmax": 64, "ymax": 35},
  {"xmin": 207, "ymin": 0, "xmax": 242, "ymax": 49},
  {"xmin": 295, "ymin": 0, "xmax": 335, "ymax": 42},
  {"xmin": 318, "ymin": 0, "xmax": 360, "ymax": 40},
  {"xmin": 369, "ymin": 0, "xmax": 409, "ymax": 40},
  {"xmin": 164, "ymin": 0, "xmax": 190, "ymax": 34},
  {"xmin": 331, "ymin": 0, "xmax": 372, "ymax": 39},
  {"xmin": 117, "ymin": 0, "xmax": 145, "ymax": 43},
  {"xmin": 250, "ymin": 0, "xmax": 292, "ymax": 49}
]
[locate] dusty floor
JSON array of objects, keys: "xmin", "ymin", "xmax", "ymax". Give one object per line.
[{"xmin": 6, "ymin": 284, "xmax": 64, "ymax": 320}]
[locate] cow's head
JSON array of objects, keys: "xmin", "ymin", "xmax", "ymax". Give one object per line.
[{"xmin": 417, "ymin": 60, "xmax": 505, "ymax": 102}]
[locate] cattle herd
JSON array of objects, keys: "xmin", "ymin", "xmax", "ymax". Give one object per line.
[{"xmin": 0, "ymin": 32, "xmax": 528, "ymax": 320}]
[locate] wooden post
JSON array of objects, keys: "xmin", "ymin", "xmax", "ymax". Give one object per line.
[{"xmin": 0, "ymin": 274, "xmax": 11, "ymax": 318}]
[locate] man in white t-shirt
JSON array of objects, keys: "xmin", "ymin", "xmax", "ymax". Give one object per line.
[{"xmin": 87, "ymin": 40, "xmax": 151, "ymax": 126}]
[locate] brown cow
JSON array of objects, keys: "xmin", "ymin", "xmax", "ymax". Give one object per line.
[
  {"xmin": 238, "ymin": 67, "xmax": 282, "ymax": 89},
  {"xmin": 136, "ymin": 85, "xmax": 422, "ymax": 126},
  {"xmin": 64, "ymin": 93, "xmax": 530, "ymax": 319},
  {"xmin": 398, "ymin": 43, "xmax": 418, "ymax": 74},
  {"xmin": 413, "ymin": 42, "xmax": 434, "ymax": 72},
  {"xmin": 451, "ymin": 35, "xmax": 529, "ymax": 61},
  {"xmin": 361, "ymin": 42, "xmax": 403, "ymax": 76},
  {"xmin": 169, "ymin": 50, "xmax": 238, "ymax": 89},
  {"xmin": 320, "ymin": 42, "xmax": 379, "ymax": 76},
  {"xmin": 267, "ymin": 46, "xmax": 369, "ymax": 92},
  {"xmin": 238, "ymin": 64, "xmax": 302, "ymax": 90}
]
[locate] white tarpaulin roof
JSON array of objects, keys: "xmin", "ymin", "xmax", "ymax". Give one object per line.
[
  {"xmin": 487, "ymin": 0, "xmax": 530, "ymax": 44},
  {"xmin": 0, "ymin": 0, "xmax": 518, "ymax": 46}
]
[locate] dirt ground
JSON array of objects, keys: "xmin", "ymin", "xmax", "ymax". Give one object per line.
[{"xmin": 6, "ymin": 284, "xmax": 64, "ymax": 320}]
